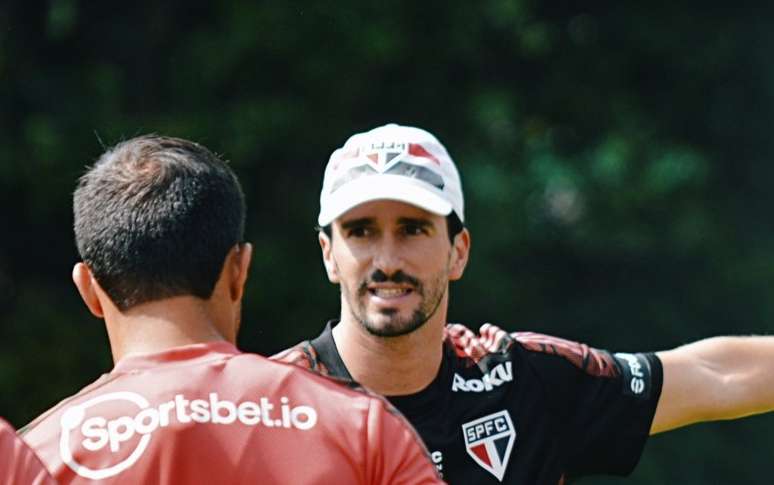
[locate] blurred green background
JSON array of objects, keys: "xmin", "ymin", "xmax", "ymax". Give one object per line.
[{"xmin": 2, "ymin": 1, "xmax": 774, "ymax": 483}]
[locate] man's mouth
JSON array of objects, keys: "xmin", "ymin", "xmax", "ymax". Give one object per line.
[{"xmin": 368, "ymin": 287, "xmax": 414, "ymax": 298}]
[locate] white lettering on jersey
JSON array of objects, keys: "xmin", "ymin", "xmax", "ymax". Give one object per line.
[
  {"xmin": 615, "ymin": 353, "xmax": 646, "ymax": 395},
  {"xmin": 431, "ymin": 450, "xmax": 444, "ymax": 476},
  {"xmin": 58, "ymin": 391, "xmax": 318, "ymax": 479},
  {"xmin": 451, "ymin": 362, "xmax": 513, "ymax": 392}
]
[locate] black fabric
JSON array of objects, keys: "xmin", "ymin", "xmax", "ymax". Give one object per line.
[
  {"xmin": 307, "ymin": 322, "xmax": 663, "ymax": 485},
  {"xmin": 310, "ymin": 321, "xmax": 354, "ymax": 380}
]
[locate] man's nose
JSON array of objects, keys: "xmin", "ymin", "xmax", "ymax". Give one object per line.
[{"xmin": 371, "ymin": 235, "xmax": 405, "ymax": 276}]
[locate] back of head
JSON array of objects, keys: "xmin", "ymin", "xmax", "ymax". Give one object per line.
[{"xmin": 73, "ymin": 135, "xmax": 245, "ymax": 312}]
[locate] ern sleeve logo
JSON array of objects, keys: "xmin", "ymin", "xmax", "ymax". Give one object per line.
[{"xmin": 613, "ymin": 353, "xmax": 653, "ymax": 398}]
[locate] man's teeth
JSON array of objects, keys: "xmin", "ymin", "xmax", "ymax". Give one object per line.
[{"xmin": 373, "ymin": 288, "xmax": 409, "ymax": 297}]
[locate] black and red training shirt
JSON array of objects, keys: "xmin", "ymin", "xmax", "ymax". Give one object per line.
[{"xmin": 274, "ymin": 321, "xmax": 663, "ymax": 484}]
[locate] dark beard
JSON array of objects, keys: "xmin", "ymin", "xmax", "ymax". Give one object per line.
[
  {"xmin": 344, "ymin": 268, "xmax": 447, "ymax": 338},
  {"xmin": 359, "ymin": 307, "xmax": 429, "ymax": 337}
]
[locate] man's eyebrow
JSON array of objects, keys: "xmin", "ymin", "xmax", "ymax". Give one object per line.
[
  {"xmin": 397, "ymin": 217, "xmax": 434, "ymax": 227},
  {"xmin": 340, "ymin": 217, "xmax": 375, "ymax": 230}
]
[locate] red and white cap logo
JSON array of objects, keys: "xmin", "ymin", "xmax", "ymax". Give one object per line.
[{"xmin": 318, "ymin": 124, "xmax": 465, "ymax": 226}]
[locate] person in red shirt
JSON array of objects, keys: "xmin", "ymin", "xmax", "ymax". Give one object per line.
[
  {"xmin": 0, "ymin": 417, "xmax": 56, "ymax": 485},
  {"xmin": 20, "ymin": 135, "xmax": 441, "ymax": 485}
]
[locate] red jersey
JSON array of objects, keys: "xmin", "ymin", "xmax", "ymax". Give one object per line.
[
  {"xmin": 0, "ymin": 418, "xmax": 57, "ymax": 485},
  {"xmin": 20, "ymin": 342, "xmax": 442, "ymax": 484}
]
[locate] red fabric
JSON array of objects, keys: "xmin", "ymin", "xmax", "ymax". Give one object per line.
[
  {"xmin": 445, "ymin": 323, "xmax": 619, "ymax": 378},
  {"xmin": 470, "ymin": 443, "xmax": 491, "ymax": 467},
  {"xmin": 408, "ymin": 143, "xmax": 441, "ymax": 165},
  {"xmin": 22, "ymin": 342, "xmax": 442, "ymax": 485},
  {"xmin": 0, "ymin": 418, "xmax": 57, "ymax": 485}
]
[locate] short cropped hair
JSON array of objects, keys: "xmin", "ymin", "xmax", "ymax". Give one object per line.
[{"xmin": 73, "ymin": 135, "xmax": 245, "ymax": 312}]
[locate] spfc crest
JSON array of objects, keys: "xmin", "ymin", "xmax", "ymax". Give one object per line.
[
  {"xmin": 461, "ymin": 410, "xmax": 515, "ymax": 482},
  {"xmin": 362, "ymin": 141, "xmax": 408, "ymax": 169}
]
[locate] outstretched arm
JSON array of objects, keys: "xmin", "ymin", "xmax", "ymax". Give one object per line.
[{"xmin": 651, "ymin": 336, "xmax": 774, "ymax": 434}]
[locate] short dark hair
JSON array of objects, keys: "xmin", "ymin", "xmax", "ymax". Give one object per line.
[
  {"xmin": 73, "ymin": 135, "xmax": 246, "ymax": 312},
  {"xmin": 319, "ymin": 212, "xmax": 464, "ymax": 244}
]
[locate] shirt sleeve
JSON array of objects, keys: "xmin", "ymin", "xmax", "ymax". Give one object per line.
[
  {"xmin": 519, "ymin": 339, "xmax": 663, "ymax": 477},
  {"xmin": 0, "ymin": 418, "xmax": 57, "ymax": 485},
  {"xmin": 364, "ymin": 397, "xmax": 445, "ymax": 485}
]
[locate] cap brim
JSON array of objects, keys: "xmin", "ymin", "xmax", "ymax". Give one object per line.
[{"xmin": 318, "ymin": 176, "xmax": 453, "ymax": 226}]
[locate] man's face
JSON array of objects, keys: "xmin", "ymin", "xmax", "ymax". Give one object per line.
[{"xmin": 322, "ymin": 200, "xmax": 468, "ymax": 337}]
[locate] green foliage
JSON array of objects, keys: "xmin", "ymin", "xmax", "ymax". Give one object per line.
[{"xmin": 2, "ymin": 1, "xmax": 774, "ymax": 482}]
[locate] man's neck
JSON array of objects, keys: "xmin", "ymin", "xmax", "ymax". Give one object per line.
[
  {"xmin": 104, "ymin": 296, "xmax": 230, "ymax": 363},
  {"xmin": 332, "ymin": 310, "xmax": 446, "ymax": 396}
]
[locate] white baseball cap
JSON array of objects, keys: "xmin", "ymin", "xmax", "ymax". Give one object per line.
[{"xmin": 318, "ymin": 123, "xmax": 465, "ymax": 226}]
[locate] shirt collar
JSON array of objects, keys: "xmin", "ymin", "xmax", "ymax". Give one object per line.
[{"xmin": 112, "ymin": 341, "xmax": 240, "ymax": 373}]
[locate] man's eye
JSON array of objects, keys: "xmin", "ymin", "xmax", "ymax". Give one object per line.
[
  {"xmin": 403, "ymin": 224, "xmax": 427, "ymax": 236},
  {"xmin": 347, "ymin": 227, "xmax": 370, "ymax": 238}
]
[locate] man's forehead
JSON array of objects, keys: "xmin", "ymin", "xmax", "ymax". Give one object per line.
[{"xmin": 336, "ymin": 200, "xmax": 442, "ymax": 224}]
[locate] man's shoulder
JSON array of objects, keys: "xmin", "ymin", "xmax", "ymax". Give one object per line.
[
  {"xmin": 272, "ymin": 341, "xmax": 427, "ymax": 425},
  {"xmin": 444, "ymin": 323, "xmax": 517, "ymax": 364},
  {"xmin": 271, "ymin": 340, "xmax": 331, "ymax": 374},
  {"xmin": 20, "ymin": 371, "xmax": 117, "ymax": 441},
  {"xmin": 0, "ymin": 418, "xmax": 56, "ymax": 485},
  {"xmin": 265, "ymin": 348, "xmax": 373, "ymax": 399},
  {"xmin": 444, "ymin": 323, "xmax": 620, "ymax": 378},
  {"xmin": 271, "ymin": 342, "xmax": 388, "ymax": 403},
  {"xmin": 19, "ymin": 350, "xmax": 436, "ymax": 484},
  {"xmin": 21, "ymin": 349, "xmax": 376, "ymax": 438}
]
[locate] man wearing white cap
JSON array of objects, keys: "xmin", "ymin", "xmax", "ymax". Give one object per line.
[{"xmin": 275, "ymin": 123, "xmax": 774, "ymax": 484}]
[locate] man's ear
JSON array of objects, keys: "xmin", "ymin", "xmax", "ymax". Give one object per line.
[
  {"xmin": 449, "ymin": 228, "xmax": 471, "ymax": 281},
  {"xmin": 319, "ymin": 231, "xmax": 339, "ymax": 284},
  {"xmin": 72, "ymin": 263, "xmax": 105, "ymax": 318},
  {"xmin": 227, "ymin": 243, "xmax": 253, "ymax": 301}
]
